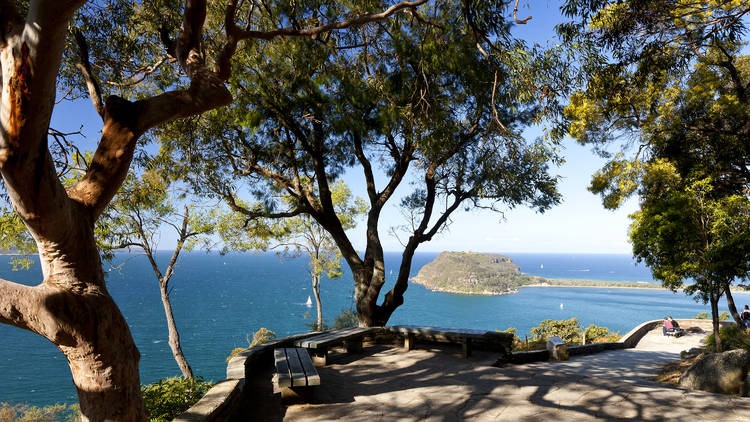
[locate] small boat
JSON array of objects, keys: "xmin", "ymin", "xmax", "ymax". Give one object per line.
[
  {"xmin": 305, "ymin": 296, "xmax": 312, "ymax": 307},
  {"xmin": 540, "ymin": 264, "xmax": 544, "ymax": 269},
  {"xmin": 560, "ymin": 303, "xmax": 564, "ymax": 309}
]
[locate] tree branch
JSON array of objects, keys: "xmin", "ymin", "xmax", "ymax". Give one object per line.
[
  {"xmin": 0, "ymin": 278, "xmax": 40, "ymax": 333},
  {"xmin": 352, "ymin": 132, "xmax": 378, "ymax": 202},
  {"xmin": 73, "ymin": 30, "xmax": 105, "ymax": 119},
  {"xmin": 215, "ymin": 0, "xmax": 429, "ymax": 80},
  {"xmin": 513, "ymin": 0, "xmax": 532, "ymax": 24}
]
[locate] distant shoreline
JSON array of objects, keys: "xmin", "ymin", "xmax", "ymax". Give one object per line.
[
  {"xmin": 521, "ymin": 280, "xmax": 666, "ymax": 291},
  {"xmin": 412, "ymin": 274, "xmax": 669, "ymax": 295}
]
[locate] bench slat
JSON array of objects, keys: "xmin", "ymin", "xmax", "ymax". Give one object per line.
[
  {"xmin": 274, "ymin": 348, "xmax": 292, "ymax": 388},
  {"xmin": 295, "ymin": 327, "xmax": 373, "ymax": 349},
  {"xmin": 296, "ymin": 348, "xmax": 320, "ymax": 386},
  {"xmin": 285, "ymin": 348, "xmax": 308, "ymax": 387}
]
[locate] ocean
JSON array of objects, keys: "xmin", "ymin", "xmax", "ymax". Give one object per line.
[{"xmin": 1, "ymin": 251, "xmax": 745, "ymax": 406}]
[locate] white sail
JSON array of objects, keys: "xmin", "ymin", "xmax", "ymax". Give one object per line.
[{"xmin": 306, "ymin": 296, "xmax": 312, "ymax": 307}]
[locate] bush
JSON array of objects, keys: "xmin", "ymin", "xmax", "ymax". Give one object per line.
[
  {"xmin": 584, "ymin": 324, "xmax": 621, "ymax": 343},
  {"xmin": 0, "ymin": 403, "xmax": 79, "ymax": 422},
  {"xmin": 226, "ymin": 327, "xmax": 276, "ymax": 362},
  {"xmin": 530, "ymin": 318, "xmax": 583, "ymax": 344},
  {"xmin": 694, "ymin": 311, "xmax": 730, "ymax": 321},
  {"xmin": 702, "ymin": 325, "xmax": 750, "ymax": 352},
  {"xmin": 141, "ymin": 377, "xmax": 213, "ymax": 422},
  {"xmin": 332, "ymin": 309, "xmax": 358, "ymax": 329}
]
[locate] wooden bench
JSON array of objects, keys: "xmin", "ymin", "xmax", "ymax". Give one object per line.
[
  {"xmin": 274, "ymin": 348, "xmax": 320, "ymax": 402},
  {"xmin": 294, "ymin": 327, "xmax": 377, "ymax": 366},
  {"xmin": 665, "ymin": 328, "xmax": 685, "ymax": 337},
  {"xmin": 387, "ymin": 325, "xmax": 513, "ymax": 358}
]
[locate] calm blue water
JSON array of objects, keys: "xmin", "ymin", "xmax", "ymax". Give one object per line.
[{"xmin": 0, "ymin": 251, "xmax": 745, "ymax": 406}]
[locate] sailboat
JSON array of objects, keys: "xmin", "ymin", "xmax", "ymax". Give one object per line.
[{"xmin": 305, "ymin": 296, "xmax": 313, "ymax": 307}]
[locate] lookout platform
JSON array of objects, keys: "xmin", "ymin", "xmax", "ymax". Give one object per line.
[{"xmin": 233, "ymin": 323, "xmax": 750, "ymax": 421}]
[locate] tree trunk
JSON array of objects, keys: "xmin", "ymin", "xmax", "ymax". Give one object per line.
[
  {"xmin": 724, "ymin": 283, "xmax": 744, "ymax": 328},
  {"xmin": 0, "ymin": 231, "xmax": 148, "ymax": 421},
  {"xmin": 160, "ymin": 284, "xmax": 194, "ymax": 379},
  {"xmin": 312, "ymin": 274, "xmax": 323, "ymax": 331},
  {"xmin": 710, "ymin": 291, "xmax": 723, "ymax": 352}
]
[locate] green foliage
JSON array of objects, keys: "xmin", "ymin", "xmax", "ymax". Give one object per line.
[
  {"xmin": 156, "ymin": 0, "xmax": 566, "ymax": 325},
  {"xmin": 631, "ymin": 175, "xmax": 750, "ymax": 298},
  {"xmin": 226, "ymin": 328, "xmax": 277, "ymax": 362},
  {"xmin": 584, "ymin": 324, "xmax": 621, "ymax": 343},
  {"xmin": 530, "ymin": 318, "xmax": 583, "ymax": 344},
  {"xmin": 695, "ymin": 312, "xmax": 709, "ymax": 319},
  {"xmin": 249, "ymin": 327, "xmax": 276, "ymax": 347},
  {"xmin": 332, "ymin": 309, "xmax": 359, "ymax": 330},
  {"xmin": 702, "ymin": 325, "xmax": 750, "ymax": 353},
  {"xmin": 0, "ymin": 206, "xmax": 36, "ymax": 270},
  {"xmin": 0, "ymin": 402, "xmax": 80, "ymax": 422},
  {"xmin": 498, "ymin": 327, "xmax": 524, "ymax": 351},
  {"xmin": 412, "ymin": 252, "xmax": 539, "ymax": 294},
  {"xmin": 720, "ymin": 312, "xmax": 730, "ymax": 321},
  {"xmin": 141, "ymin": 377, "xmax": 213, "ymax": 422}
]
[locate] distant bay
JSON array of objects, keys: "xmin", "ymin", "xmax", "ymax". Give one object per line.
[{"xmin": 1, "ymin": 251, "xmax": 747, "ymax": 406}]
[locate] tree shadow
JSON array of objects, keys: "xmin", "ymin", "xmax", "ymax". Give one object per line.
[{"xmin": 235, "ymin": 343, "xmax": 750, "ymax": 421}]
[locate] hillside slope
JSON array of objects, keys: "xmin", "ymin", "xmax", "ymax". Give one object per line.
[{"xmin": 411, "ymin": 251, "xmax": 541, "ymax": 295}]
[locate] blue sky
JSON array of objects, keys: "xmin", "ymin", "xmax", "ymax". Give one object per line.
[{"xmin": 48, "ymin": 2, "xmax": 639, "ymax": 255}]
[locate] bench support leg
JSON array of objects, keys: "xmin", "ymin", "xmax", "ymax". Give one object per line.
[
  {"xmin": 344, "ymin": 339, "xmax": 363, "ymax": 354},
  {"xmin": 310, "ymin": 348, "xmax": 327, "ymax": 366},
  {"xmin": 281, "ymin": 386, "xmax": 314, "ymax": 403},
  {"xmin": 463, "ymin": 338, "xmax": 472, "ymax": 358},
  {"xmin": 404, "ymin": 333, "xmax": 415, "ymax": 351}
]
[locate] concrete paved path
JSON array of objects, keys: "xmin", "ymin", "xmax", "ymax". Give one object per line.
[{"xmin": 242, "ymin": 328, "xmax": 750, "ymax": 421}]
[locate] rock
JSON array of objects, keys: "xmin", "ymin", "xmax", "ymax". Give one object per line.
[
  {"xmin": 679, "ymin": 349, "xmax": 750, "ymax": 395},
  {"xmin": 546, "ymin": 336, "xmax": 568, "ymax": 361}
]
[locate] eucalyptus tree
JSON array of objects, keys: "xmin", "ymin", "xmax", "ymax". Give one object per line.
[
  {"xmin": 630, "ymin": 171, "xmax": 750, "ymax": 351},
  {"xmin": 99, "ymin": 169, "xmax": 216, "ymax": 379},
  {"xmin": 218, "ymin": 180, "xmax": 366, "ymax": 331},
  {"xmin": 164, "ymin": 1, "xmax": 565, "ymax": 327},
  {"xmin": 0, "ymin": 0, "xmax": 431, "ymax": 419},
  {"xmin": 561, "ymin": 0, "xmax": 750, "ymax": 330}
]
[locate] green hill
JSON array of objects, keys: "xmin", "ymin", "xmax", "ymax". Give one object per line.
[
  {"xmin": 411, "ymin": 251, "xmax": 541, "ymax": 295},
  {"xmin": 411, "ymin": 251, "xmax": 666, "ymax": 295}
]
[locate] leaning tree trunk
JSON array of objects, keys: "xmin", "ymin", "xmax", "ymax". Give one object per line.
[
  {"xmin": 312, "ymin": 273, "xmax": 323, "ymax": 331},
  {"xmin": 160, "ymin": 284, "xmax": 194, "ymax": 378},
  {"xmin": 710, "ymin": 291, "xmax": 723, "ymax": 352},
  {"xmin": 724, "ymin": 283, "xmax": 745, "ymax": 328}
]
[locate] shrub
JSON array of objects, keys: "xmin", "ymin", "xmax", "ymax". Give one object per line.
[
  {"xmin": 0, "ymin": 403, "xmax": 79, "ymax": 422},
  {"xmin": 530, "ymin": 318, "xmax": 583, "ymax": 344},
  {"xmin": 332, "ymin": 309, "xmax": 358, "ymax": 329},
  {"xmin": 702, "ymin": 325, "xmax": 750, "ymax": 352},
  {"xmin": 694, "ymin": 311, "xmax": 730, "ymax": 321},
  {"xmin": 584, "ymin": 324, "xmax": 621, "ymax": 343},
  {"xmin": 141, "ymin": 377, "xmax": 213, "ymax": 422},
  {"xmin": 226, "ymin": 327, "xmax": 277, "ymax": 362}
]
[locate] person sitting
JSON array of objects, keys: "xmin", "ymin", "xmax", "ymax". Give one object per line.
[
  {"xmin": 662, "ymin": 317, "xmax": 673, "ymax": 336},
  {"xmin": 741, "ymin": 305, "xmax": 750, "ymax": 328}
]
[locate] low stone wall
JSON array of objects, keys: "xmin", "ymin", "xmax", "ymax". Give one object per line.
[
  {"xmin": 174, "ymin": 331, "xmax": 323, "ymax": 422},
  {"xmin": 175, "ymin": 318, "xmax": 727, "ymax": 421}
]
